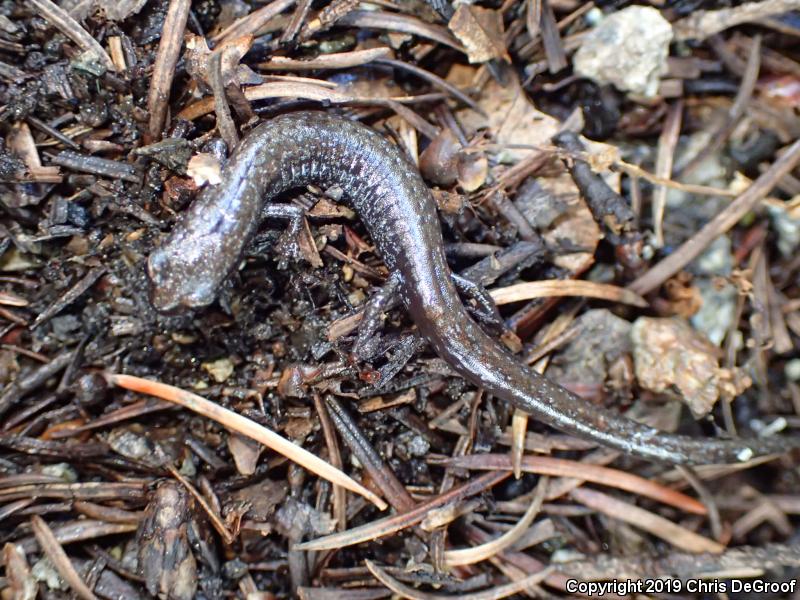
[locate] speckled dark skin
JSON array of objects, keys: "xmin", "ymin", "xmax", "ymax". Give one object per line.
[{"xmin": 148, "ymin": 111, "xmax": 797, "ymax": 465}]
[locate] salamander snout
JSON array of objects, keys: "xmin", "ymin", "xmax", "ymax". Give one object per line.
[{"xmin": 147, "ymin": 247, "xmax": 217, "ymax": 314}]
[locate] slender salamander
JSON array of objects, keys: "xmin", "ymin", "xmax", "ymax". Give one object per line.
[{"xmin": 147, "ymin": 111, "xmax": 797, "ymax": 465}]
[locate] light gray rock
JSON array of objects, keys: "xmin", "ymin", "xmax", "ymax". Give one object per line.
[{"xmin": 574, "ymin": 6, "xmax": 673, "ymax": 97}]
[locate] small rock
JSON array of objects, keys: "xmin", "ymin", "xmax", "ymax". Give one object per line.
[
  {"xmin": 40, "ymin": 463, "xmax": 78, "ymax": 483},
  {"xmin": 690, "ymin": 278, "xmax": 737, "ymax": 346},
  {"xmin": 574, "ymin": 6, "xmax": 673, "ymax": 97},
  {"xmin": 767, "ymin": 203, "xmax": 800, "ymax": 257},
  {"xmin": 202, "ymin": 357, "xmax": 234, "ymax": 383},
  {"xmin": 786, "ymin": 359, "xmax": 800, "ymax": 382},
  {"xmin": 548, "ymin": 309, "xmax": 633, "ymax": 390},
  {"xmin": 31, "ymin": 558, "xmax": 66, "ymax": 591},
  {"xmin": 691, "ymin": 235, "xmax": 733, "ymax": 277}
]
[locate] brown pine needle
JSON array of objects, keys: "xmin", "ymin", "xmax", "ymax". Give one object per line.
[
  {"xmin": 105, "ymin": 373, "xmax": 387, "ymax": 511},
  {"xmin": 296, "ymin": 471, "xmax": 509, "ymax": 551},
  {"xmin": 435, "ymin": 454, "xmax": 708, "ymax": 515},
  {"xmin": 445, "ymin": 477, "xmax": 549, "ymax": 566},
  {"xmin": 366, "ymin": 560, "xmax": 553, "ymax": 600},
  {"xmin": 258, "ymin": 47, "xmax": 393, "ymax": 70},
  {"xmin": 570, "ymin": 487, "xmax": 724, "ymax": 553},
  {"xmin": 489, "ymin": 280, "xmax": 647, "ymax": 307}
]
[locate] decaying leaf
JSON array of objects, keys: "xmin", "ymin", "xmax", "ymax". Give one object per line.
[
  {"xmin": 448, "ymin": 4, "xmax": 508, "ymax": 64},
  {"xmin": 631, "ymin": 317, "xmax": 752, "ymax": 418},
  {"xmin": 186, "ymin": 152, "xmax": 222, "ymax": 186}
]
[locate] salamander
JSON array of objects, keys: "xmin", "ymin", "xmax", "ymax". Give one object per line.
[{"xmin": 147, "ymin": 111, "xmax": 797, "ymax": 465}]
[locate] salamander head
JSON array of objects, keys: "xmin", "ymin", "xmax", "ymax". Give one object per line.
[{"xmin": 147, "ymin": 232, "xmax": 225, "ymax": 315}]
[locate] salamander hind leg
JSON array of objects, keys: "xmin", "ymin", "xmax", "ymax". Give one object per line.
[{"xmin": 262, "ymin": 203, "xmax": 306, "ymax": 267}]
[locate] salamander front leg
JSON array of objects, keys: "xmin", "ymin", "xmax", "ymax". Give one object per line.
[
  {"xmin": 353, "ymin": 272, "xmax": 401, "ymax": 361},
  {"xmin": 262, "ymin": 203, "xmax": 305, "ymax": 263},
  {"xmin": 451, "ymin": 273, "xmax": 506, "ymax": 335},
  {"xmin": 370, "ymin": 333, "xmax": 425, "ymax": 389}
]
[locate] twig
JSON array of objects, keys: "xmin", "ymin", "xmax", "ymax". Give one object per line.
[
  {"xmin": 556, "ymin": 542, "xmax": 800, "ymax": 580},
  {"xmin": 258, "ymin": 47, "xmax": 392, "ymax": 70},
  {"xmin": 19, "ymin": 519, "xmax": 138, "ymax": 554},
  {"xmin": 30, "ymin": 515, "xmax": 99, "ymax": 600},
  {"xmin": 445, "ymin": 477, "xmax": 548, "ymax": 566},
  {"xmin": 628, "ymin": 137, "xmax": 800, "ymax": 295},
  {"xmin": 279, "ymin": 0, "xmax": 313, "ymax": 44},
  {"xmin": 146, "ymin": 0, "xmax": 192, "ymax": 142},
  {"xmin": 553, "ymin": 131, "xmax": 638, "ymax": 244},
  {"xmin": 0, "ymin": 349, "xmax": 77, "ymax": 418},
  {"xmin": 32, "ymin": 267, "xmax": 106, "ymax": 329},
  {"xmin": 374, "ymin": 57, "xmax": 484, "ymax": 115},
  {"xmin": 338, "ymin": 10, "xmax": 463, "ymax": 51},
  {"xmin": 213, "ymin": 0, "xmax": 295, "ymax": 42},
  {"xmin": 177, "ymin": 81, "xmax": 441, "ymax": 138},
  {"xmin": 570, "ymin": 488, "xmax": 724, "ymax": 553},
  {"xmin": 167, "ymin": 464, "xmax": 234, "ymax": 545},
  {"xmin": 613, "ymin": 161, "xmax": 738, "ymax": 197},
  {"xmin": 677, "ymin": 465, "xmax": 723, "ymax": 542},
  {"xmin": 673, "ymin": 0, "xmax": 800, "ymax": 41},
  {"xmin": 209, "ymin": 49, "xmax": 239, "ymax": 150},
  {"xmin": 526, "ymin": 0, "xmax": 542, "ymax": 41},
  {"xmin": 325, "ymin": 396, "xmax": 416, "ymax": 513},
  {"xmin": 652, "ymin": 100, "xmax": 683, "ymax": 247},
  {"xmin": 313, "ymin": 394, "xmax": 347, "ymax": 531},
  {"xmin": 676, "ymin": 36, "xmax": 761, "ymax": 178},
  {"xmin": 432, "ymin": 454, "xmax": 707, "ymax": 514},
  {"xmin": 26, "ymin": 116, "xmax": 80, "ymax": 150},
  {"xmin": 50, "ymin": 152, "xmax": 139, "ymax": 182},
  {"xmin": 540, "ymin": 0, "xmax": 567, "ymax": 73},
  {"xmin": 490, "ymin": 193, "xmax": 539, "ymax": 242},
  {"xmin": 367, "ymin": 560, "xmax": 552, "ymax": 600}
]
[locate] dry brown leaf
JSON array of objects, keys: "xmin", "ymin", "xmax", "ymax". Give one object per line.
[
  {"xmin": 457, "ymin": 152, "xmax": 488, "ymax": 192},
  {"xmin": 452, "ymin": 75, "xmax": 621, "ymax": 272},
  {"xmin": 448, "ymin": 4, "xmax": 508, "ymax": 64},
  {"xmin": 228, "ymin": 433, "xmax": 262, "ymax": 476}
]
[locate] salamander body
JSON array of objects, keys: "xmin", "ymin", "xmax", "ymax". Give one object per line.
[{"xmin": 147, "ymin": 111, "xmax": 795, "ymax": 465}]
